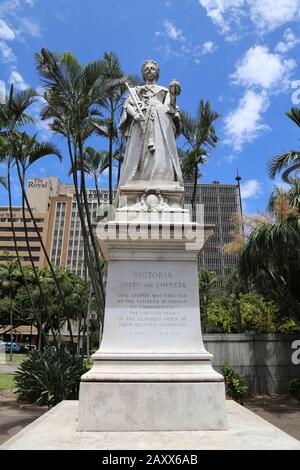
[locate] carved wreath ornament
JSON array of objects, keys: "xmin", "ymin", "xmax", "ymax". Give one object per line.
[{"xmin": 138, "ymin": 188, "xmax": 169, "ymax": 212}]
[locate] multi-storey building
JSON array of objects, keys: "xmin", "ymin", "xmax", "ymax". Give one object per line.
[
  {"xmin": 27, "ymin": 178, "xmax": 108, "ymax": 277},
  {"xmin": 0, "ymin": 206, "xmax": 49, "ymax": 267},
  {"xmin": 184, "ymin": 182, "xmax": 242, "ymax": 278},
  {"xmin": 0, "ymin": 177, "xmax": 242, "ymax": 280}
]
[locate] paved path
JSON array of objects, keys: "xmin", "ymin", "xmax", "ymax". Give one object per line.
[
  {"xmin": 0, "ymin": 391, "xmax": 46, "ymax": 445},
  {"xmin": 0, "ymin": 405, "xmax": 46, "ymax": 445},
  {"xmin": 0, "ymin": 365, "xmax": 18, "ymax": 374},
  {"xmin": 246, "ymin": 399, "xmax": 300, "ymax": 441}
]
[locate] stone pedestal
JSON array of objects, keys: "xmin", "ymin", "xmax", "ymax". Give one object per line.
[{"xmin": 78, "ymin": 183, "xmax": 227, "ymax": 431}]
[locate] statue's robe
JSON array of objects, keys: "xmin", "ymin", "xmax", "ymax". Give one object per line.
[{"xmin": 116, "ymin": 84, "xmax": 183, "ymax": 205}]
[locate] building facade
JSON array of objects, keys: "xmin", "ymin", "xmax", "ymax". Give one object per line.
[
  {"xmin": 184, "ymin": 183, "xmax": 242, "ymax": 278},
  {"xmin": 0, "ymin": 177, "xmax": 242, "ymax": 280},
  {"xmin": 0, "ymin": 206, "xmax": 49, "ymax": 268}
]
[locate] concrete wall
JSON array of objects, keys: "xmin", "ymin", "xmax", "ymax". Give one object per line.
[{"xmin": 203, "ymin": 334, "xmax": 300, "ymax": 395}]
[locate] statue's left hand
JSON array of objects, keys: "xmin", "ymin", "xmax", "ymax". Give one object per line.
[{"xmin": 169, "ymin": 80, "xmax": 181, "ymax": 97}]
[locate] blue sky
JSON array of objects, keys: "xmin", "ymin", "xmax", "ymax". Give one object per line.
[{"xmin": 0, "ymin": 0, "xmax": 300, "ymax": 214}]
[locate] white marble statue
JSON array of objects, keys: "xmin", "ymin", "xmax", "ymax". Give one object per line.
[{"xmin": 117, "ymin": 60, "xmax": 183, "ymax": 195}]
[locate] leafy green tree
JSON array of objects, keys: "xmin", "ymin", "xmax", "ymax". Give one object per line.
[
  {"xmin": 198, "ymin": 268, "xmax": 217, "ymax": 331},
  {"xmin": 0, "ymin": 85, "xmax": 39, "ymax": 326},
  {"xmin": 268, "ymin": 181, "xmax": 300, "ymax": 212},
  {"xmin": 239, "ymin": 193, "xmax": 300, "ymax": 319},
  {"xmin": 97, "ymin": 51, "xmax": 140, "ymax": 204},
  {"xmin": 70, "ymin": 146, "xmax": 109, "ymax": 205},
  {"xmin": 181, "ymin": 100, "xmax": 220, "ymax": 219},
  {"xmin": 206, "ymin": 292, "xmax": 295, "ymax": 333},
  {"xmin": 0, "ymin": 263, "xmax": 91, "ymax": 350}
]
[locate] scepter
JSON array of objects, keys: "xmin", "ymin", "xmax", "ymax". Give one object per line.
[{"xmin": 125, "ymin": 82, "xmax": 146, "ymax": 121}]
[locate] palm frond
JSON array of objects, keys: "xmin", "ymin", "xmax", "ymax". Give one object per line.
[
  {"xmin": 0, "ymin": 176, "xmax": 7, "ymax": 189},
  {"xmin": 286, "ymin": 107, "xmax": 300, "ymax": 128},
  {"xmin": 28, "ymin": 141, "xmax": 62, "ymax": 166},
  {"xmin": 268, "ymin": 151, "xmax": 300, "ymax": 179}
]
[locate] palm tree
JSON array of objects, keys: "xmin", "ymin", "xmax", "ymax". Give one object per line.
[
  {"xmin": 198, "ymin": 268, "xmax": 217, "ymax": 331},
  {"xmin": 114, "ymin": 134, "xmax": 126, "ymax": 186},
  {"xmin": 268, "ymin": 181, "xmax": 300, "ymax": 212},
  {"xmin": 98, "ymin": 51, "xmax": 135, "ymax": 205},
  {"xmin": 181, "ymin": 100, "xmax": 221, "ymax": 220},
  {"xmin": 70, "ymin": 147, "xmax": 109, "ymax": 205},
  {"xmin": 178, "ymin": 147, "xmax": 200, "ymax": 183},
  {"xmin": 239, "ymin": 193, "xmax": 300, "ymax": 318},
  {"xmin": 269, "ymin": 107, "xmax": 300, "ymax": 182},
  {"xmin": 0, "ymin": 84, "xmax": 39, "ymax": 326},
  {"xmin": 10, "ymin": 131, "xmax": 63, "ymax": 347},
  {"xmin": 35, "ymin": 49, "xmax": 125, "ymax": 330}
]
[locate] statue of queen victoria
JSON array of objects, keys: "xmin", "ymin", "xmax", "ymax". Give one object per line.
[{"xmin": 117, "ymin": 59, "xmax": 184, "ymax": 195}]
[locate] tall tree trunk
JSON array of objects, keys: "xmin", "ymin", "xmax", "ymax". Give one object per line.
[
  {"xmin": 108, "ymin": 111, "xmax": 114, "ymax": 205},
  {"xmin": 192, "ymin": 160, "xmax": 198, "ymax": 222},
  {"xmin": 95, "ymin": 176, "xmax": 101, "ymax": 206},
  {"xmin": 67, "ymin": 135, "xmax": 104, "ymax": 326},
  {"xmin": 77, "ymin": 128, "xmax": 106, "ymax": 306},
  {"xmin": 15, "ymin": 160, "xmax": 73, "ymax": 347},
  {"xmin": 7, "ymin": 160, "xmax": 37, "ymax": 318},
  {"xmin": 116, "ymin": 137, "xmax": 124, "ymax": 186},
  {"xmin": 19, "ymin": 166, "xmax": 56, "ymax": 347}
]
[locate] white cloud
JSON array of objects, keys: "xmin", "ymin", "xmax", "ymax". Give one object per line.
[
  {"xmin": 240, "ymin": 179, "xmax": 263, "ymax": 199},
  {"xmin": 201, "ymin": 40, "xmax": 218, "ymax": 55},
  {"xmin": 231, "ymin": 45, "xmax": 296, "ymax": 91},
  {"xmin": 0, "ymin": 0, "xmax": 36, "ymax": 16},
  {"xmin": 275, "ymin": 28, "xmax": 300, "ymax": 54},
  {"xmin": 199, "ymin": 0, "xmax": 300, "ymax": 38},
  {"xmin": 0, "ymin": 40, "xmax": 16, "ymax": 63},
  {"xmin": 224, "ymin": 154, "xmax": 238, "ymax": 163},
  {"xmin": 0, "ymin": 80, "xmax": 6, "ymax": 103},
  {"xmin": 0, "ymin": 0, "xmax": 41, "ymax": 68},
  {"xmin": 224, "ymin": 90, "xmax": 270, "ymax": 151},
  {"xmin": 0, "ymin": 19, "xmax": 15, "ymax": 40},
  {"xmin": 250, "ymin": 0, "xmax": 300, "ymax": 32},
  {"xmin": 17, "ymin": 17, "xmax": 41, "ymax": 38},
  {"xmin": 199, "ymin": 0, "xmax": 245, "ymax": 35},
  {"xmin": 164, "ymin": 20, "xmax": 185, "ymax": 41},
  {"xmin": 156, "ymin": 20, "xmax": 185, "ymax": 42},
  {"xmin": 9, "ymin": 70, "xmax": 28, "ymax": 90}
]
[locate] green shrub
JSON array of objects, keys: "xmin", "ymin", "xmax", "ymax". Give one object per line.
[
  {"xmin": 288, "ymin": 378, "xmax": 300, "ymax": 401},
  {"xmin": 206, "ymin": 292, "xmax": 299, "ymax": 333},
  {"xmin": 240, "ymin": 292, "xmax": 278, "ymax": 333},
  {"xmin": 14, "ymin": 345, "xmax": 87, "ymax": 407},
  {"xmin": 206, "ymin": 296, "xmax": 236, "ymax": 332},
  {"xmin": 221, "ymin": 362, "xmax": 248, "ymax": 405}
]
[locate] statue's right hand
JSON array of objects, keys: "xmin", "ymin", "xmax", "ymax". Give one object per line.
[{"xmin": 133, "ymin": 113, "xmax": 144, "ymax": 122}]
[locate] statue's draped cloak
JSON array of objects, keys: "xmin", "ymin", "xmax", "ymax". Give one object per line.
[{"xmin": 116, "ymin": 85, "xmax": 183, "ymax": 205}]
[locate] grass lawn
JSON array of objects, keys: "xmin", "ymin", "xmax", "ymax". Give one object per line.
[
  {"xmin": 0, "ymin": 373, "xmax": 15, "ymax": 390},
  {"xmin": 5, "ymin": 354, "xmax": 27, "ymax": 365}
]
